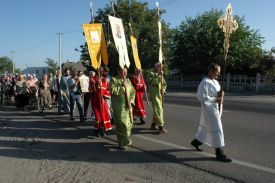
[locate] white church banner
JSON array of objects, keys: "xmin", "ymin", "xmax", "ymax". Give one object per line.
[{"xmin": 108, "ymin": 15, "xmax": 130, "ymax": 68}]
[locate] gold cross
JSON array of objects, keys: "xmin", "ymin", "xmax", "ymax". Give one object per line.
[{"xmin": 218, "ymin": 4, "xmax": 238, "ymax": 51}]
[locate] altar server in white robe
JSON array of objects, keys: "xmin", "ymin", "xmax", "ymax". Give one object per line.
[{"xmin": 191, "ymin": 63, "xmax": 232, "ymax": 162}]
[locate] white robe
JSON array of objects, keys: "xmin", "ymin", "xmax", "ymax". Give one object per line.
[{"xmin": 195, "ymin": 77, "xmax": 225, "ymax": 148}]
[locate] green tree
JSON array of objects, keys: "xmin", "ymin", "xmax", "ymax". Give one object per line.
[
  {"xmin": 172, "ymin": 9, "xmax": 265, "ymax": 76},
  {"xmin": 0, "ymin": 56, "xmax": 13, "ymax": 73},
  {"xmin": 77, "ymin": 0, "xmax": 173, "ymax": 75},
  {"xmin": 44, "ymin": 58, "xmax": 58, "ymax": 74},
  {"xmin": 258, "ymin": 48, "xmax": 275, "ymax": 75},
  {"xmin": 15, "ymin": 68, "xmax": 21, "ymax": 74}
]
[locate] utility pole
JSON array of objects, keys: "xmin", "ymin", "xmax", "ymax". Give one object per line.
[
  {"xmin": 10, "ymin": 51, "xmax": 15, "ymax": 73},
  {"xmin": 57, "ymin": 33, "xmax": 63, "ymax": 75},
  {"xmin": 110, "ymin": 0, "xmax": 115, "ymax": 15},
  {"xmin": 25, "ymin": 64, "xmax": 28, "ymax": 75},
  {"xmin": 90, "ymin": 0, "xmax": 95, "ymax": 23}
]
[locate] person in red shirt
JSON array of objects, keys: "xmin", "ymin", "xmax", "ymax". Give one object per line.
[
  {"xmin": 90, "ymin": 66, "xmax": 112, "ymax": 137},
  {"xmin": 130, "ymin": 68, "xmax": 147, "ymax": 125}
]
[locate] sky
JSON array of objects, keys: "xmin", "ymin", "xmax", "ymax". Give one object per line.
[{"xmin": 1, "ymin": 0, "xmax": 275, "ymax": 70}]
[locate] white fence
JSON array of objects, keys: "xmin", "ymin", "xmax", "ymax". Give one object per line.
[{"xmin": 167, "ymin": 73, "xmax": 275, "ymax": 92}]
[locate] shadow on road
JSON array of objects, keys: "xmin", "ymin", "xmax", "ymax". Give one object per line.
[{"xmin": 0, "ymin": 105, "xmax": 219, "ymax": 165}]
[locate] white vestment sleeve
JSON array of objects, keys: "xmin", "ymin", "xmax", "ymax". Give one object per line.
[{"xmin": 197, "ymin": 81, "xmax": 216, "ymax": 106}]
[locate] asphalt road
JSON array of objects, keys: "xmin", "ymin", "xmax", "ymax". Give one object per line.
[
  {"xmin": 0, "ymin": 92, "xmax": 274, "ymax": 182},
  {"xmin": 138, "ymin": 92, "xmax": 275, "ymax": 183}
]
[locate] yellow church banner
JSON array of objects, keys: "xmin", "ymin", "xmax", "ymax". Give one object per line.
[
  {"xmin": 130, "ymin": 35, "xmax": 141, "ymax": 70},
  {"xmin": 82, "ymin": 23, "xmax": 108, "ymax": 69}
]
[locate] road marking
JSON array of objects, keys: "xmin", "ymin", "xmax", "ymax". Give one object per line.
[
  {"xmin": 166, "ymin": 104, "xmax": 201, "ymax": 110},
  {"xmin": 134, "ymin": 134, "xmax": 275, "ymax": 175},
  {"xmin": 29, "ymin": 106, "xmax": 271, "ymax": 174},
  {"xmin": 166, "ymin": 104, "xmax": 231, "ymax": 112}
]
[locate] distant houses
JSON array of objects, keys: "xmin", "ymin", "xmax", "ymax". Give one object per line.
[
  {"xmin": 62, "ymin": 61, "xmax": 87, "ymax": 72},
  {"xmin": 21, "ymin": 61, "xmax": 87, "ymax": 79},
  {"xmin": 22, "ymin": 67, "xmax": 49, "ymax": 80}
]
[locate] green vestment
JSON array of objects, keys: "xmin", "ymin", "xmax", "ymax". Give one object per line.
[
  {"xmin": 110, "ymin": 77, "xmax": 135, "ymax": 146},
  {"xmin": 148, "ymin": 72, "xmax": 167, "ymax": 126}
]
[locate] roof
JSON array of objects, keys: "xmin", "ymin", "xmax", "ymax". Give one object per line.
[{"xmin": 62, "ymin": 61, "xmax": 87, "ymax": 72}]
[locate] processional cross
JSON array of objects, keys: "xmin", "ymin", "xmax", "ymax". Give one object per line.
[{"xmin": 217, "ymin": 4, "xmax": 238, "ymax": 90}]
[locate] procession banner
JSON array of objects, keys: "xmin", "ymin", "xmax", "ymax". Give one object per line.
[
  {"xmin": 82, "ymin": 23, "xmax": 108, "ymax": 69},
  {"xmin": 158, "ymin": 20, "xmax": 163, "ymax": 64},
  {"xmin": 130, "ymin": 35, "xmax": 141, "ymax": 70},
  {"xmin": 156, "ymin": 2, "xmax": 163, "ymax": 64},
  {"xmin": 108, "ymin": 15, "xmax": 130, "ymax": 68},
  {"xmin": 100, "ymin": 27, "xmax": 108, "ymax": 66}
]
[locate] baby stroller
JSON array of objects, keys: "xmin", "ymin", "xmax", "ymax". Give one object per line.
[
  {"xmin": 27, "ymin": 85, "xmax": 43, "ymax": 112},
  {"xmin": 4, "ymin": 83, "xmax": 14, "ymax": 104}
]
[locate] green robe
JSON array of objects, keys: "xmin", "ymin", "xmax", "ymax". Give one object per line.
[
  {"xmin": 148, "ymin": 72, "xmax": 167, "ymax": 126},
  {"xmin": 110, "ymin": 77, "xmax": 135, "ymax": 146}
]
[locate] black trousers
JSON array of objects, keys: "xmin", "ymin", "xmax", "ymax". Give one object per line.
[
  {"xmin": 15, "ymin": 94, "xmax": 28, "ymax": 107},
  {"xmin": 83, "ymin": 92, "xmax": 92, "ymax": 116}
]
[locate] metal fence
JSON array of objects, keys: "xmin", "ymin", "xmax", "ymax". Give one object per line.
[{"xmin": 167, "ymin": 73, "xmax": 275, "ymax": 92}]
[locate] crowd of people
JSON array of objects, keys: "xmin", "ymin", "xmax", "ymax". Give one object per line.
[
  {"xmin": 0, "ymin": 74, "xmax": 16, "ymax": 104},
  {"xmin": 0, "ymin": 62, "xmax": 231, "ymax": 162},
  {"xmin": 1, "ymin": 72, "xmax": 56, "ymax": 111},
  {"xmin": 0, "ymin": 62, "xmax": 167, "ymax": 151}
]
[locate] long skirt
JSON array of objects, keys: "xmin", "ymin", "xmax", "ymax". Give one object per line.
[{"xmin": 39, "ymin": 88, "xmax": 52, "ymax": 107}]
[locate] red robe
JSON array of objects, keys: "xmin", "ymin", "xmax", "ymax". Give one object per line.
[
  {"xmin": 130, "ymin": 74, "xmax": 146, "ymax": 118},
  {"xmin": 90, "ymin": 76, "xmax": 112, "ymax": 131}
]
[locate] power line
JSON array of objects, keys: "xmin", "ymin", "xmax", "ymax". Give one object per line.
[
  {"xmin": 12, "ymin": 35, "xmax": 56, "ymax": 53},
  {"xmin": 8, "ymin": 29, "xmax": 83, "ymax": 54},
  {"xmin": 161, "ymin": 0, "xmax": 181, "ymax": 7},
  {"xmin": 60, "ymin": 29, "xmax": 82, "ymax": 34}
]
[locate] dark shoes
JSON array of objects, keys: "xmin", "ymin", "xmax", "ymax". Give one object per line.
[
  {"xmin": 119, "ymin": 145, "xmax": 127, "ymax": 151},
  {"xmin": 215, "ymin": 148, "xmax": 232, "ymax": 163},
  {"xmin": 191, "ymin": 139, "xmax": 203, "ymax": 151},
  {"xmin": 139, "ymin": 117, "xmax": 146, "ymax": 125},
  {"xmin": 150, "ymin": 123, "xmax": 167, "ymax": 133},
  {"xmin": 216, "ymin": 154, "xmax": 232, "ymax": 162},
  {"xmin": 94, "ymin": 129, "xmax": 105, "ymax": 137},
  {"xmin": 99, "ymin": 129, "xmax": 105, "ymax": 137},
  {"xmin": 150, "ymin": 123, "xmax": 159, "ymax": 130},
  {"xmin": 94, "ymin": 130, "xmax": 100, "ymax": 137},
  {"xmin": 189, "ymin": 140, "xmax": 232, "ymax": 163},
  {"xmin": 158, "ymin": 126, "xmax": 168, "ymax": 134},
  {"xmin": 136, "ymin": 117, "xmax": 146, "ymax": 125}
]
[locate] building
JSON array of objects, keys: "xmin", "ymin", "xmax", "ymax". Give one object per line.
[
  {"xmin": 62, "ymin": 61, "xmax": 87, "ymax": 72},
  {"xmin": 22, "ymin": 67, "xmax": 50, "ymax": 80}
]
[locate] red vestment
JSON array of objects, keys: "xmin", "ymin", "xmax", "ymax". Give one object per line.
[
  {"xmin": 90, "ymin": 76, "xmax": 112, "ymax": 131},
  {"xmin": 130, "ymin": 74, "xmax": 146, "ymax": 118}
]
